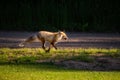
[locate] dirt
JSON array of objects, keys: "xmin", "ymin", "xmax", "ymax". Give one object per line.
[
  {"xmin": 0, "ymin": 31, "xmax": 120, "ymax": 71},
  {"xmin": 35, "ymin": 54, "xmax": 120, "ymax": 71},
  {"xmin": 54, "ymin": 57, "xmax": 120, "ymax": 71}
]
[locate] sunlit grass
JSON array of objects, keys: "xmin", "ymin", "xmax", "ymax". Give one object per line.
[
  {"xmin": 0, "ymin": 48, "xmax": 120, "ymax": 63},
  {"xmin": 0, "ymin": 64, "xmax": 120, "ymax": 80}
]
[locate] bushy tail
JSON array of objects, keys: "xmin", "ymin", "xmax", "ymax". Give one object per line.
[
  {"xmin": 18, "ymin": 34, "xmax": 38, "ymax": 47},
  {"xmin": 19, "ymin": 42, "xmax": 25, "ymax": 47}
]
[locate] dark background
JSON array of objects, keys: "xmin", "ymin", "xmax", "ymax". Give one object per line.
[{"xmin": 0, "ymin": 0, "xmax": 120, "ymax": 32}]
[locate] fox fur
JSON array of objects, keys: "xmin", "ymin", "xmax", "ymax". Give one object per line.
[{"xmin": 19, "ymin": 31, "xmax": 68, "ymax": 52}]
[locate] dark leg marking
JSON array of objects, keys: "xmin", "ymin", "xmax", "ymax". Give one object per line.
[{"xmin": 51, "ymin": 42, "xmax": 57, "ymax": 50}]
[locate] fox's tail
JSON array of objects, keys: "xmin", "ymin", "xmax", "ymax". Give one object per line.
[{"xmin": 18, "ymin": 34, "xmax": 38, "ymax": 47}]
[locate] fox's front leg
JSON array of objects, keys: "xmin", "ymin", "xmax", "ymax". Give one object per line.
[
  {"xmin": 46, "ymin": 42, "xmax": 57, "ymax": 53},
  {"xmin": 51, "ymin": 42, "xmax": 57, "ymax": 50}
]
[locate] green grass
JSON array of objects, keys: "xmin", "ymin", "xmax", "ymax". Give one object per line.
[
  {"xmin": 0, "ymin": 48, "xmax": 120, "ymax": 80},
  {"xmin": 0, "ymin": 48, "xmax": 119, "ymax": 63},
  {"xmin": 0, "ymin": 64, "xmax": 120, "ymax": 80}
]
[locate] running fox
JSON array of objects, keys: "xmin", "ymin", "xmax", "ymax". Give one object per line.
[{"xmin": 19, "ymin": 31, "xmax": 68, "ymax": 52}]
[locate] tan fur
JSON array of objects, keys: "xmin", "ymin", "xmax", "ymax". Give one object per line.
[{"xmin": 19, "ymin": 31, "xmax": 68, "ymax": 52}]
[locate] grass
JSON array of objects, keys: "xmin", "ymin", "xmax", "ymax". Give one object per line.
[
  {"xmin": 0, "ymin": 48, "xmax": 119, "ymax": 63},
  {"xmin": 0, "ymin": 64, "xmax": 120, "ymax": 80},
  {"xmin": 0, "ymin": 48, "xmax": 120, "ymax": 80}
]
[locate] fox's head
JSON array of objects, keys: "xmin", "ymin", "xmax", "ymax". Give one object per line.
[{"xmin": 58, "ymin": 31, "xmax": 68, "ymax": 40}]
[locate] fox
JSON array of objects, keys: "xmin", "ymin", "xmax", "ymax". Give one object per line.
[{"xmin": 19, "ymin": 31, "xmax": 68, "ymax": 52}]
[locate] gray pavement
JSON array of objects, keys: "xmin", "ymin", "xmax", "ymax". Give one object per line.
[{"xmin": 0, "ymin": 31, "xmax": 120, "ymax": 48}]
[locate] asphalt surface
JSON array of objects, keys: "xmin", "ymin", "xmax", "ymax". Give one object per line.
[{"xmin": 0, "ymin": 31, "xmax": 120, "ymax": 48}]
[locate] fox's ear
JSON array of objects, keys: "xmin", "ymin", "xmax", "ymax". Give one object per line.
[
  {"xmin": 58, "ymin": 30, "xmax": 61, "ymax": 34},
  {"xmin": 60, "ymin": 29, "xmax": 65, "ymax": 32},
  {"xmin": 58, "ymin": 30, "xmax": 61, "ymax": 32},
  {"xmin": 58, "ymin": 29, "xmax": 65, "ymax": 32},
  {"xmin": 63, "ymin": 30, "xmax": 65, "ymax": 32}
]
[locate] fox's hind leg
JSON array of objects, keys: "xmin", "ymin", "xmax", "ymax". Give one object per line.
[
  {"xmin": 37, "ymin": 37, "xmax": 46, "ymax": 51},
  {"xmin": 41, "ymin": 41, "xmax": 46, "ymax": 50},
  {"xmin": 46, "ymin": 44, "xmax": 52, "ymax": 52}
]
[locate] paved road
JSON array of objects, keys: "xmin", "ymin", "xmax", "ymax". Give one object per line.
[{"xmin": 0, "ymin": 31, "xmax": 120, "ymax": 48}]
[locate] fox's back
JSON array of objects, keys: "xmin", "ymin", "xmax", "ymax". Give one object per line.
[{"xmin": 38, "ymin": 31, "xmax": 56, "ymax": 42}]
